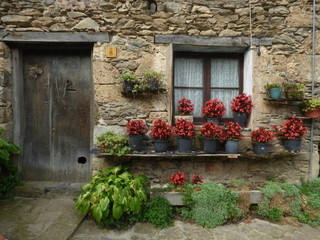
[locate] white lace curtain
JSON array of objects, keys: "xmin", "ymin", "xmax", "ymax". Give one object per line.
[{"xmin": 174, "ymin": 57, "xmax": 239, "ymax": 118}]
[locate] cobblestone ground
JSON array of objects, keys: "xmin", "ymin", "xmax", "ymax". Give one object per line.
[{"xmin": 70, "ymin": 218, "xmax": 320, "ymax": 240}]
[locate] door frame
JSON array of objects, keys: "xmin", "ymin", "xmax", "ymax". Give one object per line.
[{"xmin": 11, "ymin": 44, "xmax": 95, "ymax": 181}]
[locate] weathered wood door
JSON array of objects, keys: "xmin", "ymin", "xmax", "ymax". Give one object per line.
[{"xmin": 22, "ymin": 48, "xmax": 91, "ymax": 181}]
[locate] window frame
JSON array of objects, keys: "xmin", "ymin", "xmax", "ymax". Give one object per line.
[{"xmin": 173, "ymin": 51, "xmax": 244, "ymax": 125}]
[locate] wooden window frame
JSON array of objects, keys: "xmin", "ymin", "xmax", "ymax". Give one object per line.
[{"xmin": 173, "ymin": 52, "xmax": 244, "ymax": 125}]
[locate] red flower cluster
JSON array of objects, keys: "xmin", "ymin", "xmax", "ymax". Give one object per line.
[
  {"xmin": 251, "ymin": 127, "xmax": 274, "ymax": 143},
  {"xmin": 173, "ymin": 118, "xmax": 196, "ymax": 139},
  {"xmin": 231, "ymin": 93, "xmax": 253, "ymax": 114},
  {"xmin": 126, "ymin": 120, "xmax": 148, "ymax": 136},
  {"xmin": 272, "ymin": 116, "xmax": 307, "ymax": 139},
  {"xmin": 192, "ymin": 174, "xmax": 204, "ymax": 185},
  {"xmin": 178, "ymin": 97, "xmax": 194, "ymax": 115},
  {"xmin": 202, "ymin": 99, "xmax": 226, "ymax": 118},
  {"xmin": 150, "ymin": 118, "xmax": 172, "ymax": 140},
  {"xmin": 169, "ymin": 171, "xmax": 187, "ymax": 186},
  {"xmin": 221, "ymin": 121, "xmax": 243, "ymax": 141},
  {"xmin": 200, "ymin": 122, "xmax": 222, "ymax": 140}
]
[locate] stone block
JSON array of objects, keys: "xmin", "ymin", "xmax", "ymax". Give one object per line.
[
  {"xmin": 95, "ymin": 84, "xmax": 124, "ymax": 102},
  {"xmin": 205, "ymin": 162, "xmax": 224, "ymax": 172},
  {"xmin": 148, "ymin": 112, "xmax": 169, "ymax": 123},
  {"xmin": 158, "ymin": 160, "xmax": 177, "ymax": 169},
  {"xmin": 93, "ymin": 61, "xmax": 119, "ymax": 85}
]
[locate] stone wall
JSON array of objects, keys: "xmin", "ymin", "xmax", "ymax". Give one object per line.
[{"xmin": 0, "ymin": 0, "xmax": 319, "ymax": 181}]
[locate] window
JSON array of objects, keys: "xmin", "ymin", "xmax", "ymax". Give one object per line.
[{"xmin": 173, "ymin": 52, "xmax": 243, "ymax": 124}]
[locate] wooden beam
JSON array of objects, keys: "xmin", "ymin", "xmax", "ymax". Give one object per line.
[
  {"xmin": 155, "ymin": 34, "xmax": 272, "ymax": 47},
  {"xmin": 0, "ymin": 31, "xmax": 110, "ymax": 43}
]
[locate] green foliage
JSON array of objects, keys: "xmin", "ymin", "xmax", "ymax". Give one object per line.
[
  {"xmin": 283, "ymin": 83, "xmax": 305, "ymax": 100},
  {"xmin": 300, "ymin": 178, "xmax": 320, "ymax": 196},
  {"xmin": 0, "ymin": 128, "xmax": 21, "ymax": 199},
  {"xmin": 190, "ymin": 182, "xmax": 242, "ymax": 228},
  {"xmin": 144, "ymin": 196, "xmax": 173, "ymax": 228},
  {"xmin": 267, "ymin": 207, "xmax": 283, "ymax": 222},
  {"xmin": 75, "ymin": 165, "xmax": 148, "ymax": 229},
  {"xmin": 96, "ymin": 131, "xmax": 131, "ymax": 157},
  {"xmin": 307, "ymin": 194, "xmax": 320, "ymax": 210},
  {"xmin": 300, "ymin": 99, "xmax": 320, "ymax": 112},
  {"xmin": 264, "ymin": 83, "xmax": 281, "ymax": 89},
  {"xmin": 120, "ymin": 73, "xmax": 138, "ymax": 83}
]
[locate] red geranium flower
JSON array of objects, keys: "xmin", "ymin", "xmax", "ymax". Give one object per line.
[
  {"xmin": 202, "ymin": 99, "xmax": 226, "ymax": 118},
  {"xmin": 251, "ymin": 127, "xmax": 274, "ymax": 143},
  {"xmin": 126, "ymin": 120, "xmax": 148, "ymax": 136},
  {"xmin": 231, "ymin": 93, "xmax": 253, "ymax": 114},
  {"xmin": 220, "ymin": 121, "xmax": 243, "ymax": 141},
  {"xmin": 178, "ymin": 97, "xmax": 194, "ymax": 115},
  {"xmin": 150, "ymin": 118, "xmax": 172, "ymax": 140},
  {"xmin": 272, "ymin": 116, "xmax": 307, "ymax": 140},
  {"xmin": 173, "ymin": 118, "xmax": 196, "ymax": 139},
  {"xmin": 169, "ymin": 171, "xmax": 187, "ymax": 186},
  {"xmin": 200, "ymin": 122, "xmax": 222, "ymax": 140},
  {"xmin": 192, "ymin": 174, "xmax": 204, "ymax": 185}
]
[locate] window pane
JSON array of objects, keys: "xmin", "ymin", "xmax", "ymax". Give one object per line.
[
  {"xmin": 211, "ymin": 58, "xmax": 239, "ymax": 88},
  {"xmin": 174, "ymin": 89, "xmax": 203, "ymax": 117},
  {"xmin": 211, "ymin": 89, "xmax": 239, "ymax": 118},
  {"xmin": 174, "ymin": 58, "xmax": 203, "ymax": 87}
]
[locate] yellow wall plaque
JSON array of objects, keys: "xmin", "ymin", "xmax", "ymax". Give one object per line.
[{"xmin": 106, "ymin": 46, "xmax": 117, "ymax": 58}]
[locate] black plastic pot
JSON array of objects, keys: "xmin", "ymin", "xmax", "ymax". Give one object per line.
[
  {"xmin": 233, "ymin": 112, "xmax": 248, "ymax": 127},
  {"xmin": 154, "ymin": 140, "xmax": 168, "ymax": 152},
  {"xmin": 225, "ymin": 140, "xmax": 239, "ymax": 154},
  {"xmin": 203, "ymin": 138, "xmax": 218, "ymax": 154},
  {"xmin": 283, "ymin": 139, "xmax": 301, "ymax": 153},
  {"xmin": 129, "ymin": 135, "xmax": 143, "ymax": 152},
  {"xmin": 206, "ymin": 117, "xmax": 220, "ymax": 125},
  {"xmin": 177, "ymin": 137, "xmax": 193, "ymax": 153},
  {"xmin": 124, "ymin": 80, "xmax": 134, "ymax": 92},
  {"xmin": 253, "ymin": 142, "xmax": 269, "ymax": 155}
]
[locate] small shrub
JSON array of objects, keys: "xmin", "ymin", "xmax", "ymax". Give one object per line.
[
  {"xmin": 144, "ymin": 196, "xmax": 173, "ymax": 228},
  {"xmin": 190, "ymin": 182, "xmax": 242, "ymax": 228},
  {"xmin": 307, "ymin": 194, "xmax": 320, "ymax": 210},
  {"xmin": 96, "ymin": 131, "xmax": 130, "ymax": 157},
  {"xmin": 268, "ymin": 207, "xmax": 283, "ymax": 222}
]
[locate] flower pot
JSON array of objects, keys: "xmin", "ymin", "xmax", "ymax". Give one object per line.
[
  {"xmin": 154, "ymin": 140, "xmax": 168, "ymax": 152},
  {"xmin": 129, "ymin": 135, "xmax": 143, "ymax": 152},
  {"xmin": 203, "ymin": 138, "xmax": 218, "ymax": 154},
  {"xmin": 283, "ymin": 139, "xmax": 301, "ymax": 153},
  {"xmin": 206, "ymin": 117, "xmax": 219, "ymax": 125},
  {"xmin": 225, "ymin": 140, "xmax": 239, "ymax": 154},
  {"xmin": 269, "ymin": 88, "xmax": 282, "ymax": 99},
  {"xmin": 233, "ymin": 112, "xmax": 248, "ymax": 127},
  {"xmin": 253, "ymin": 142, "xmax": 269, "ymax": 155},
  {"xmin": 306, "ymin": 109, "xmax": 320, "ymax": 119},
  {"xmin": 124, "ymin": 80, "xmax": 134, "ymax": 92},
  {"xmin": 177, "ymin": 137, "xmax": 193, "ymax": 153}
]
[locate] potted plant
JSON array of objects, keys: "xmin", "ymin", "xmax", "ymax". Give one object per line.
[
  {"xmin": 142, "ymin": 71, "xmax": 165, "ymax": 93},
  {"xmin": 300, "ymin": 99, "xmax": 320, "ymax": 118},
  {"xmin": 126, "ymin": 120, "xmax": 148, "ymax": 152},
  {"xmin": 96, "ymin": 131, "xmax": 131, "ymax": 157},
  {"xmin": 231, "ymin": 93, "xmax": 253, "ymax": 127},
  {"xmin": 265, "ymin": 83, "xmax": 282, "ymax": 100},
  {"xmin": 272, "ymin": 116, "xmax": 307, "ymax": 152},
  {"xmin": 251, "ymin": 127, "xmax": 274, "ymax": 155},
  {"xmin": 200, "ymin": 122, "xmax": 222, "ymax": 154},
  {"xmin": 202, "ymin": 99, "xmax": 226, "ymax": 125},
  {"xmin": 221, "ymin": 121, "xmax": 243, "ymax": 154},
  {"xmin": 175, "ymin": 97, "xmax": 195, "ymax": 123},
  {"xmin": 283, "ymin": 83, "xmax": 305, "ymax": 100},
  {"xmin": 173, "ymin": 118, "xmax": 196, "ymax": 153},
  {"xmin": 120, "ymin": 73, "xmax": 139, "ymax": 93},
  {"xmin": 150, "ymin": 118, "xmax": 172, "ymax": 152}
]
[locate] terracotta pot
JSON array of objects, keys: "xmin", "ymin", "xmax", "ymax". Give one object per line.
[{"xmin": 306, "ymin": 109, "xmax": 320, "ymax": 119}]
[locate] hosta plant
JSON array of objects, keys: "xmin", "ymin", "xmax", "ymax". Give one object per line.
[{"xmin": 75, "ymin": 165, "xmax": 148, "ymax": 228}]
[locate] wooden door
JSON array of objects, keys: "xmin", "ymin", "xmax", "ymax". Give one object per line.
[{"xmin": 22, "ymin": 49, "xmax": 91, "ymax": 181}]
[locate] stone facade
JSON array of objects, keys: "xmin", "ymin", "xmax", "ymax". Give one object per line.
[{"xmin": 0, "ymin": 0, "xmax": 319, "ymax": 183}]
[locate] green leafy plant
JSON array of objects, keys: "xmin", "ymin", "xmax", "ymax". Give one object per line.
[
  {"xmin": 144, "ymin": 196, "xmax": 173, "ymax": 228},
  {"xmin": 142, "ymin": 71, "xmax": 165, "ymax": 93},
  {"xmin": 75, "ymin": 165, "xmax": 148, "ymax": 229},
  {"xmin": 96, "ymin": 131, "xmax": 131, "ymax": 157},
  {"xmin": 300, "ymin": 99, "xmax": 320, "ymax": 112},
  {"xmin": 264, "ymin": 83, "xmax": 281, "ymax": 89},
  {"xmin": 190, "ymin": 182, "xmax": 242, "ymax": 228},
  {"xmin": 0, "ymin": 128, "xmax": 21, "ymax": 199},
  {"xmin": 283, "ymin": 83, "xmax": 305, "ymax": 100}
]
